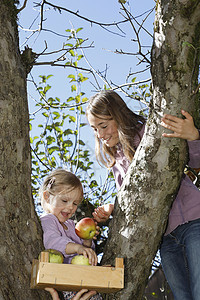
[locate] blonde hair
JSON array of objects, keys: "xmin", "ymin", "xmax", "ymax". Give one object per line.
[
  {"xmin": 86, "ymin": 90, "xmax": 145, "ymax": 168},
  {"xmin": 39, "ymin": 168, "xmax": 83, "ymax": 213}
]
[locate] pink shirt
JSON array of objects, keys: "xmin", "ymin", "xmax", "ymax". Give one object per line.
[
  {"xmin": 112, "ymin": 128, "xmax": 200, "ymax": 235},
  {"xmin": 40, "ymin": 214, "xmax": 95, "ymax": 263}
]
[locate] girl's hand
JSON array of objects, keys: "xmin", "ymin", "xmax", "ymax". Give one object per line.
[
  {"xmin": 161, "ymin": 110, "xmax": 199, "ymax": 141},
  {"xmin": 45, "ymin": 288, "xmax": 60, "ymax": 300},
  {"xmin": 92, "ymin": 203, "xmax": 114, "ymax": 223},
  {"xmin": 93, "ymin": 222, "xmax": 100, "ymax": 240},
  {"xmin": 73, "ymin": 289, "xmax": 97, "ymax": 300},
  {"xmin": 45, "ymin": 288, "xmax": 97, "ymax": 300},
  {"xmin": 76, "ymin": 245, "xmax": 98, "ymax": 266}
]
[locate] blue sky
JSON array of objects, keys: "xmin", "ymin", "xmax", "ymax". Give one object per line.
[
  {"xmin": 17, "ymin": 0, "xmax": 155, "ymax": 183},
  {"xmin": 18, "ymin": 0, "xmax": 155, "ymax": 91}
]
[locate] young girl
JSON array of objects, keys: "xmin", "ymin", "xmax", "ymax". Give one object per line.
[
  {"xmin": 86, "ymin": 90, "xmax": 200, "ymax": 300},
  {"xmin": 39, "ymin": 168, "xmax": 102, "ymax": 300}
]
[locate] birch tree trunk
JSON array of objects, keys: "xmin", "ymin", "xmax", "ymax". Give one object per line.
[
  {"xmin": 102, "ymin": 1, "xmax": 200, "ymax": 299},
  {"xmin": 0, "ymin": 1, "xmax": 48, "ymax": 299}
]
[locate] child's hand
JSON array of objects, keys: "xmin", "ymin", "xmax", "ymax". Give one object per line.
[
  {"xmin": 77, "ymin": 244, "xmax": 98, "ymax": 266},
  {"xmin": 161, "ymin": 110, "xmax": 199, "ymax": 141},
  {"xmin": 92, "ymin": 203, "xmax": 114, "ymax": 223}
]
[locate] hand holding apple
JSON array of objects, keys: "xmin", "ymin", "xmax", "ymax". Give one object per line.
[
  {"xmin": 76, "ymin": 244, "xmax": 98, "ymax": 266},
  {"xmin": 75, "ymin": 217, "xmax": 96, "ymax": 240}
]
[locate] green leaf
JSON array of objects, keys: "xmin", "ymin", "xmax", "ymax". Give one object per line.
[
  {"xmin": 46, "ymin": 75, "xmax": 53, "ymax": 79},
  {"xmin": 76, "ymin": 27, "xmax": 83, "ymax": 33},
  {"xmin": 48, "ymin": 146, "xmax": 60, "ymax": 155},
  {"xmin": 79, "ymin": 139, "xmax": 85, "ymax": 146},
  {"xmin": 64, "ymin": 129, "xmax": 73, "ymax": 135},
  {"xmin": 69, "ymin": 116, "xmax": 76, "ymax": 122},
  {"xmin": 68, "ymin": 74, "xmax": 76, "ymax": 82},
  {"xmin": 52, "ymin": 112, "xmax": 60, "ymax": 119},
  {"xmin": 71, "ymin": 85, "xmax": 77, "ymax": 92},
  {"xmin": 69, "ymin": 50, "xmax": 75, "ymax": 56}
]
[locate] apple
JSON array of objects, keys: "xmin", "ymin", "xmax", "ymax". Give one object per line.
[
  {"xmin": 75, "ymin": 217, "xmax": 96, "ymax": 240},
  {"xmin": 71, "ymin": 255, "xmax": 90, "ymax": 266},
  {"xmin": 39, "ymin": 249, "xmax": 64, "ymax": 264}
]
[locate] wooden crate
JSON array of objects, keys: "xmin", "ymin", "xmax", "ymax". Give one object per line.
[{"xmin": 31, "ymin": 252, "xmax": 124, "ymax": 293}]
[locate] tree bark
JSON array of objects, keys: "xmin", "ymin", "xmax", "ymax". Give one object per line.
[
  {"xmin": 0, "ymin": 1, "xmax": 48, "ymax": 299},
  {"xmin": 102, "ymin": 1, "xmax": 200, "ymax": 299}
]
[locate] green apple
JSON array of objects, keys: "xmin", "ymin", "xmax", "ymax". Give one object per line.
[
  {"xmin": 75, "ymin": 217, "xmax": 96, "ymax": 240},
  {"xmin": 39, "ymin": 249, "xmax": 64, "ymax": 264},
  {"xmin": 71, "ymin": 255, "xmax": 90, "ymax": 265}
]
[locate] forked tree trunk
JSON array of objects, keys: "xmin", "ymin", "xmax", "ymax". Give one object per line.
[
  {"xmin": 1, "ymin": 0, "xmax": 200, "ymax": 299},
  {"xmin": 0, "ymin": 1, "xmax": 48, "ymax": 299},
  {"xmin": 102, "ymin": 1, "xmax": 200, "ymax": 299}
]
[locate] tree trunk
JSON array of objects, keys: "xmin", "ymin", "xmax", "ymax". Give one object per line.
[
  {"xmin": 102, "ymin": 1, "xmax": 200, "ymax": 299},
  {"xmin": 0, "ymin": 1, "xmax": 48, "ymax": 299}
]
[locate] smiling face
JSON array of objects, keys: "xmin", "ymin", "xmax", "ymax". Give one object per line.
[
  {"xmin": 87, "ymin": 113, "xmax": 119, "ymax": 148},
  {"xmin": 44, "ymin": 187, "xmax": 82, "ymax": 223}
]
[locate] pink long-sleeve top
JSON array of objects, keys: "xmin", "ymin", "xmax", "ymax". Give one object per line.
[
  {"xmin": 40, "ymin": 213, "xmax": 95, "ymax": 263},
  {"xmin": 112, "ymin": 127, "xmax": 200, "ymax": 235}
]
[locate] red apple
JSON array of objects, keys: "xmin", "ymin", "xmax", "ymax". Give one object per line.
[{"xmin": 75, "ymin": 217, "xmax": 96, "ymax": 240}]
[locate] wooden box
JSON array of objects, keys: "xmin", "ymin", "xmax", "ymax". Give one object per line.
[{"xmin": 31, "ymin": 252, "xmax": 124, "ymax": 293}]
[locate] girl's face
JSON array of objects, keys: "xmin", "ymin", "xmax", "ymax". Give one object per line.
[
  {"xmin": 87, "ymin": 113, "xmax": 119, "ymax": 147},
  {"xmin": 44, "ymin": 187, "xmax": 82, "ymax": 223}
]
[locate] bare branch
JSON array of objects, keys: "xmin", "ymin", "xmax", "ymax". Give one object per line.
[
  {"xmin": 119, "ymin": 3, "xmax": 152, "ymax": 64},
  {"xmin": 17, "ymin": 0, "xmax": 28, "ymax": 12},
  {"xmin": 39, "ymin": 0, "xmax": 45, "ymax": 32},
  {"xmin": 33, "ymin": 61, "xmax": 93, "ymax": 73},
  {"xmin": 39, "ymin": 0, "xmax": 129, "ymax": 37}
]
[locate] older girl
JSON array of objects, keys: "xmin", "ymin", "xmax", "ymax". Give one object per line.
[{"xmin": 86, "ymin": 90, "xmax": 200, "ymax": 300}]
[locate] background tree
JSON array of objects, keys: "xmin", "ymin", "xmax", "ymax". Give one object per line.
[
  {"xmin": 0, "ymin": 1, "xmax": 48, "ymax": 298},
  {"xmin": 0, "ymin": 0, "xmax": 199, "ymax": 299}
]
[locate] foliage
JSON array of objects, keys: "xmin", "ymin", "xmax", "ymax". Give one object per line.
[
  {"xmin": 29, "ymin": 27, "xmax": 152, "ymax": 259},
  {"xmin": 29, "ymin": 28, "xmax": 118, "ymax": 255},
  {"xmin": 30, "ymin": 72, "xmax": 116, "ymax": 211}
]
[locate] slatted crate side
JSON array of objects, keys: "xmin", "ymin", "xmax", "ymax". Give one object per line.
[{"xmin": 31, "ymin": 256, "xmax": 124, "ymax": 293}]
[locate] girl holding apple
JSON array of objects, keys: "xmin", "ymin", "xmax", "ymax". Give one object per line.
[
  {"xmin": 86, "ymin": 90, "xmax": 200, "ymax": 300},
  {"xmin": 40, "ymin": 168, "xmax": 102, "ymax": 300}
]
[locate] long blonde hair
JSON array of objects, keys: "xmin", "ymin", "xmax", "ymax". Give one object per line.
[{"xmin": 86, "ymin": 90, "xmax": 145, "ymax": 168}]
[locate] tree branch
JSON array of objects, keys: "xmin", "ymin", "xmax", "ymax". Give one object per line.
[{"xmin": 17, "ymin": 0, "xmax": 28, "ymax": 12}]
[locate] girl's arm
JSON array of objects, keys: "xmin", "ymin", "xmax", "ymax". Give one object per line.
[{"xmin": 41, "ymin": 215, "xmax": 75, "ymax": 256}]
